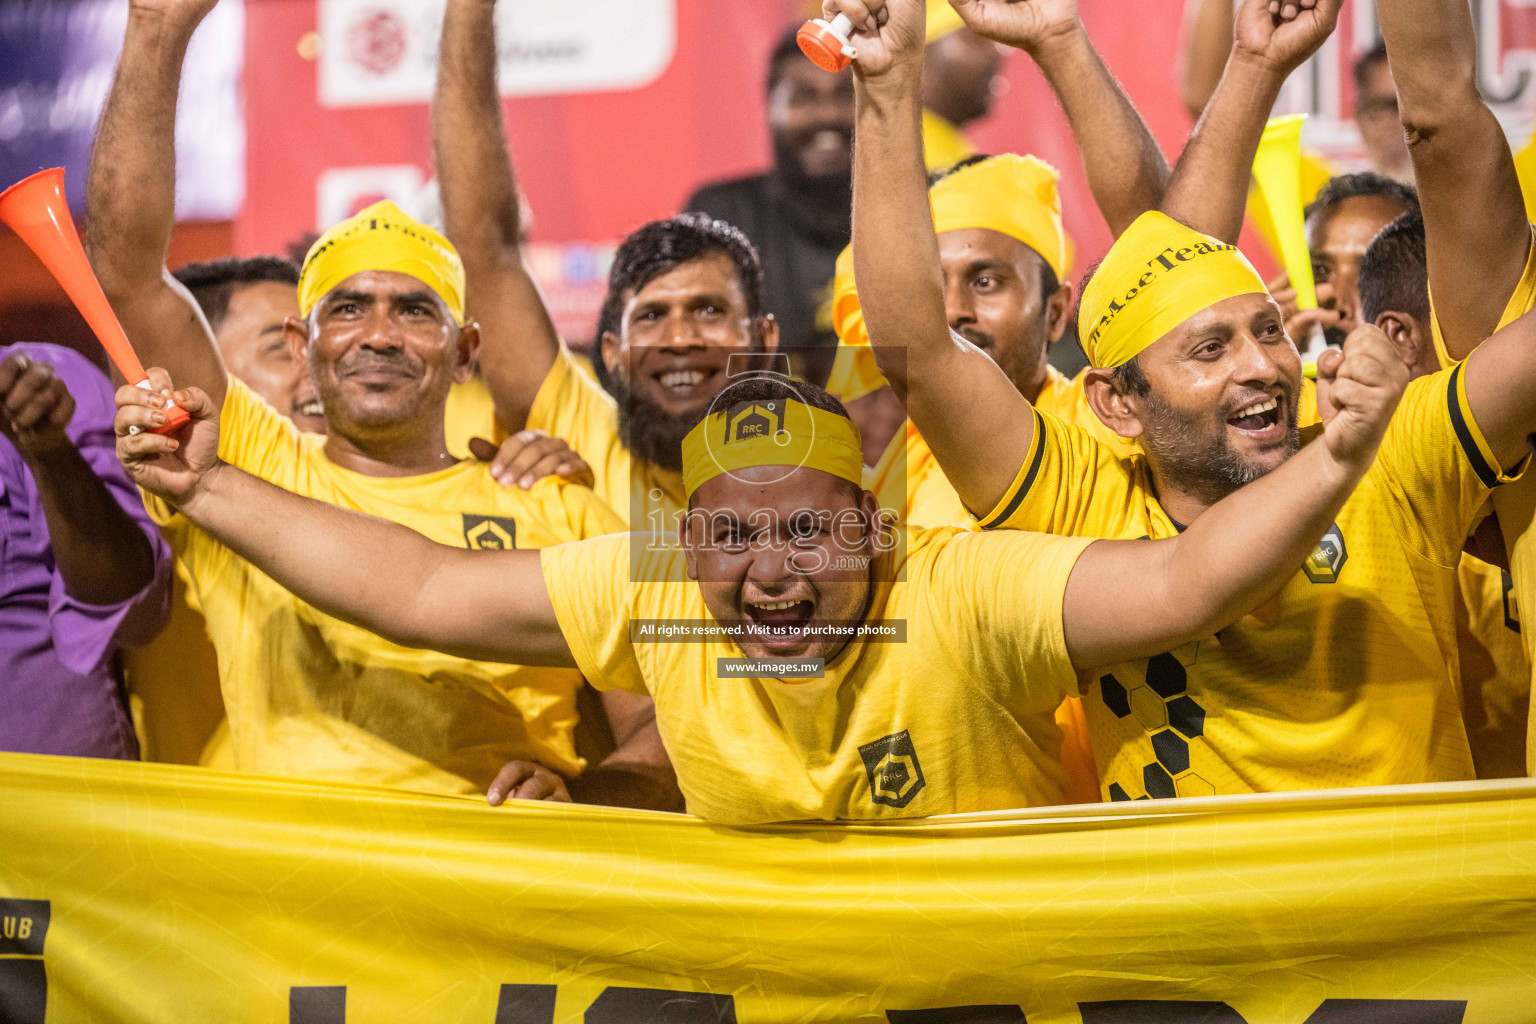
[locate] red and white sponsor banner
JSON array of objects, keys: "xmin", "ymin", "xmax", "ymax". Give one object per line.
[{"xmin": 240, "ymin": 0, "xmax": 1536, "ymax": 342}]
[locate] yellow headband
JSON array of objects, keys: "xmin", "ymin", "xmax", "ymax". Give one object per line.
[
  {"xmin": 682, "ymin": 393, "xmax": 865, "ymax": 499},
  {"xmin": 827, "ymin": 154, "xmax": 1069, "ymax": 403},
  {"xmin": 927, "ymin": 0, "xmax": 964, "ymax": 42},
  {"xmin": 298, "ymin": 200, "xmax": 466, "ymax": 323},
  {"xmin": 1080, "ymin": 211, "xmax": 1268, "ymax": 368}
]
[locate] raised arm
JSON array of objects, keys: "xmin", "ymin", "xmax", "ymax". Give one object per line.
[
  {"xmin": 1376, "ymin": 0, "xmax": 1530, "ymax": 359},
  {"xmin": 838, "ymin": 0, "xmax": 1036, "ymax": 516},
  {"xmin": 434, "ymin": 0, "xmax": 560, "ymax": 432},
  {"xmin": 1178, "ymin": 0, "xmax": 1234, "ymax": 122},
  {"xmin": 114, "ymin": 371, "xmax": 572, "ymax": 667},
  {"xmin": 952, "ymin": 0, "xmax": 1170, "ymax": 237},
  {"xmin": 1064, "ymin": 323, "xmax": 1407, "ymax": 669},
  {"xmin": 1162, "ymin": 0, "xmax": 1340, "ymax": 242},
  {"xmin": 84, "ymin": 0, "xmax": 227, "ymax": 403}
]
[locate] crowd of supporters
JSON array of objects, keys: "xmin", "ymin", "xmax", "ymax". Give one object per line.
[{"xmin": 3, "ymin": 0, "xmax": 1533, "ymax": 823}]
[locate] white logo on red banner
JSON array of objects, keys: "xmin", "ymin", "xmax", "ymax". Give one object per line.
[{"xmin": 317, "ymin": 0, "xmax": 676, "ymax": 108}]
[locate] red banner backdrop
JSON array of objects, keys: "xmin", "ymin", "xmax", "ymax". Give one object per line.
[{"xmin": 238, "ymin": 0, "xmax": 1536, "ymax": 341}]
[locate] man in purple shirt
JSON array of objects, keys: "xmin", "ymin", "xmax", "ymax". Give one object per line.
[{"xmin": 0, "ymin": 343, "xmax": 171, "ymax": 759}]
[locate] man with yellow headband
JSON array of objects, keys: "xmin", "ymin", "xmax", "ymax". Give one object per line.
[
  {"xmin": 83, "ymin": 0, "xmax": 679, "ymax": 810},
  {"xmin": 1376, "ymin": 0, "xmax": 1536, "ymax": 776},
  {"xmin": 843, "ymin": 0, "xmax": 1536, "ymax": 799},
  {"xmin": 116, "ymin": 340, "xmax": 1407, "ymax": 821},
  {"xmin": 828, "ymin": 0, "xmax": 1172, "ymax": 524},
  {"xmin": 435, "ymin": 0, "xmax": 778, "ymax": 535}
]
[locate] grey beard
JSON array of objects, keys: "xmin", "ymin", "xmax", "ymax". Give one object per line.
[{"xmin": 1139, "ymin": 390, "xmax": 1301, "ymax": 507}]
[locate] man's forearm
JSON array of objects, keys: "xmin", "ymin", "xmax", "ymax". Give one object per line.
[
  {"xmin": 435, "ymin": 0, "xmax": 522, "ymax": 262},
  {"xmin": 1069, "ymin": 438, "xmax": 1369, "ymax": 669},
  {"xmin": 179, "ymin": 464, "xmax": 570, "ymax": 666},
  {"xmin": 1377, "ymin": 0, "xmax": 1529, "ymax": 358},
  {"xmin": 852, "ymin": 68, "xmax": 950, "ymax": 397},
  {"xmin": 85, "ymin": 6, "xmax": 227, "ymax": 399},
  {"xmin": 86, "ymin": 10, "xmax": 192, "ymax": 295},
  {"xmin": 29, "ymin": 445, "xmax": 156, "ymax": 606},
  {"xmin": 1161, "ymin": 53, "xmax": 1282, "ymax": 242},
  {"xmin": 434, "ymin": 0, "xmax": 559, "ymax": 430},
  {"xmin": 1032, "ymin": 27, "xmax": 1169, "ymax": 237}
]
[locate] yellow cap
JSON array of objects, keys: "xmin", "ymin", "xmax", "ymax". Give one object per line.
[
  {"xmin": 298, "ymin": 200, "xmax": 466, "ymax": 323},
  {"xmin": 827, "ymin": 154, "xmax": 1070, "ymax": 404},
  {"xmin": 682, "ymin": 393, "xmax": 865, "ymax": 499},
  {"xmin": 1079, "ymin": 211, "xmax": 1268, "ymax": 368},
  {"xmin": 927, "ymin": 0, "xmax": 965, "ymax": 42}
]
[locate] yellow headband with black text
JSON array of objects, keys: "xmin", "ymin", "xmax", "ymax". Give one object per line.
[
  {"xmin": 1079, "ymin": 211, "xmax": 1268, "ymax": 368},
  {"xmin": 682, "ymin": 394, "xmax": 865, "ymax": 499},
  {"xmin": 298, "ymin": 200, "xmax": 466, "ymax": 323}
]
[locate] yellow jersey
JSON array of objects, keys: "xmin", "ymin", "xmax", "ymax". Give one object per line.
[
  {"xmin": 541, "ymin": 526, "xmax": 1094, "ymax": 824},
  {"xmin": 442, "ymin": 373, "xmax": 504, "ymax": 460},
  {"xmin": 150, "ymin": 378, "xmax": 623, "ymax": 796},
  {"xmin": 1443, "ymin": 225, "xmax": 1536, "ymax": 776},
  {"xmin": 977, "ymin": 364, "xmax": 1521, "ymax": 799},
  {"xmin": 527, "ymin": 345, "xmax": 686, "ymax": 531},
  {"xmin": 1455, "ymin": 554, "xmax": 1529, "ymax": 779},
  {"xmin": 867, "ymin": 369, "xmax": 1320, "ymax": 529}
]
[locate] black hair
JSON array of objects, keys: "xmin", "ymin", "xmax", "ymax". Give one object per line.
[
  {"xmin": 713, "ymin": 372, "xmax": 852, "ymax": 421},
  {"xmin": 1353, "ymin": 39, "xmax": 1390, "ymax": 92},
  {"xmin": 592, "ymin": 214, "xmax": 766, "ymax": 394},
  {"xmin": 927, "ymin": 153, "xmax": 1061, "ymax": 298},
  {"xmin": 172, "ymin": 255, "xmax": 300, "ymax": 332},
  {"xmin": 1359, "ymin": 210, "xmax": 1428, "ymax": 324},
  {"xmin": 1304, "ymin": 172, "xmax": 1420, "ymax": 225},
  {"xmin": 767, "ymin": 24, "xmax": 812, "ymax": 93}
]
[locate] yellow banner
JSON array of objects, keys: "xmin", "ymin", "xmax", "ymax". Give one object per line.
[{"xmin": 1, "ymin": 752, "xmax": 1533, "ymax": 1022}]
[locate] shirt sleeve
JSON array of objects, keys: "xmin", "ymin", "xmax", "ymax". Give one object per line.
[
  {"xmin": 217, "ymin": 376, "xmax": 305, "ymax": 481},
  {"xmin": 530, "ymin": 476, "xmax": 628, "ymax": 542},
  {"xmin": 23, "ymin": 346, "xmax": 174, "ymax": 671},
  {"xmin": 972, "ymin": 408, "xmax": 1147, "ymax": 538},
  {"xmin": 526, "ymin": 346, "xmax": 621, "ymax": 467},
  {"xmin": 1430, "ymin": 223, "xmax": 1536, "ymax": 369},
  {"xmin": 1374, "ymin": 363, "xmax": 1527, "ymax": 567},
  {"xmin": 540, "ymin": 534, "xmax": 648, "ymax": 694},
  {"xmin": 917, "ymin": 527, "xmax": 1094, "ymax": 712}
]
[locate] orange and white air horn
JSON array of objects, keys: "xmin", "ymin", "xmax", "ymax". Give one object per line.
[{"xmin": 0, "ymin": 168, "xmax": 189, "ymax": 434}]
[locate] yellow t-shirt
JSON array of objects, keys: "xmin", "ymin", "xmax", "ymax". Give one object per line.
[
  {"xmin": 151, "ymin": 378, "xmax": 623, "ymax": 796},
  {"xmin": 443, "ymin": 373, "xmax": 503, "ymax": 460},
  {"xmin": 976, "ymin": 364, "xmax": 1521, "ymax": 798},
  {"xmin": 1438, "ymin": 224, "xmax": 1536, "ymax": 776},
  {"xmin": 527, "ymin": 345, "xmax": 686, "ymax": 531},
  {"xmin": 121, "ymin": 568, "xmax": 226, "ymax": 766},
  {"xmin": 541, "ymin": 526, "xmax": 1094, "ymax": 824},
  {"xmin": 922, "ymin": 109, "xmax": 978, "ymax": 174},
  {"xmin": 1455, "ymin": 554, "xmax": 1530, "ymax": 779}
]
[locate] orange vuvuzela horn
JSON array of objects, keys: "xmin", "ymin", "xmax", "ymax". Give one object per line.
[{"xmin": 0, "ymin": 168, "xmax": 189, "ymax": 434}]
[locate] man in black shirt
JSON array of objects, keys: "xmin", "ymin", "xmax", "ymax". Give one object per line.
[{"xmin": 683, "ymin": 27, "xmax": 853, "ymax": 386}]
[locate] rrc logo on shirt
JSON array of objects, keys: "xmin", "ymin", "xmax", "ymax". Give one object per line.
[
  {"xmin": 461, "ymin": 514, "xmax": 518, "ymax": 551},
  {"xmin": 1302, "ymin": 523, "xmax": 1348, "ymax": 584},
  {"xmin": 859, "ymin": 729, "xmax": 926, "ymax": 809}
]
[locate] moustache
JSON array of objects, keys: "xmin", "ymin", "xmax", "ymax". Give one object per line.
[{"xmin": 336, "ymin": 352, "xmax": 422, "ymax": 379}]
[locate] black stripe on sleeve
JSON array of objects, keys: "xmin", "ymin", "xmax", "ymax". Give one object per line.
[
  {"xmin": 1446, "ymin": 363, "xmax": 1502, "ymax": 489},
  {"xmin": 981, "ymin": 408, "xmax": 1047, "ymax": 530}
]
